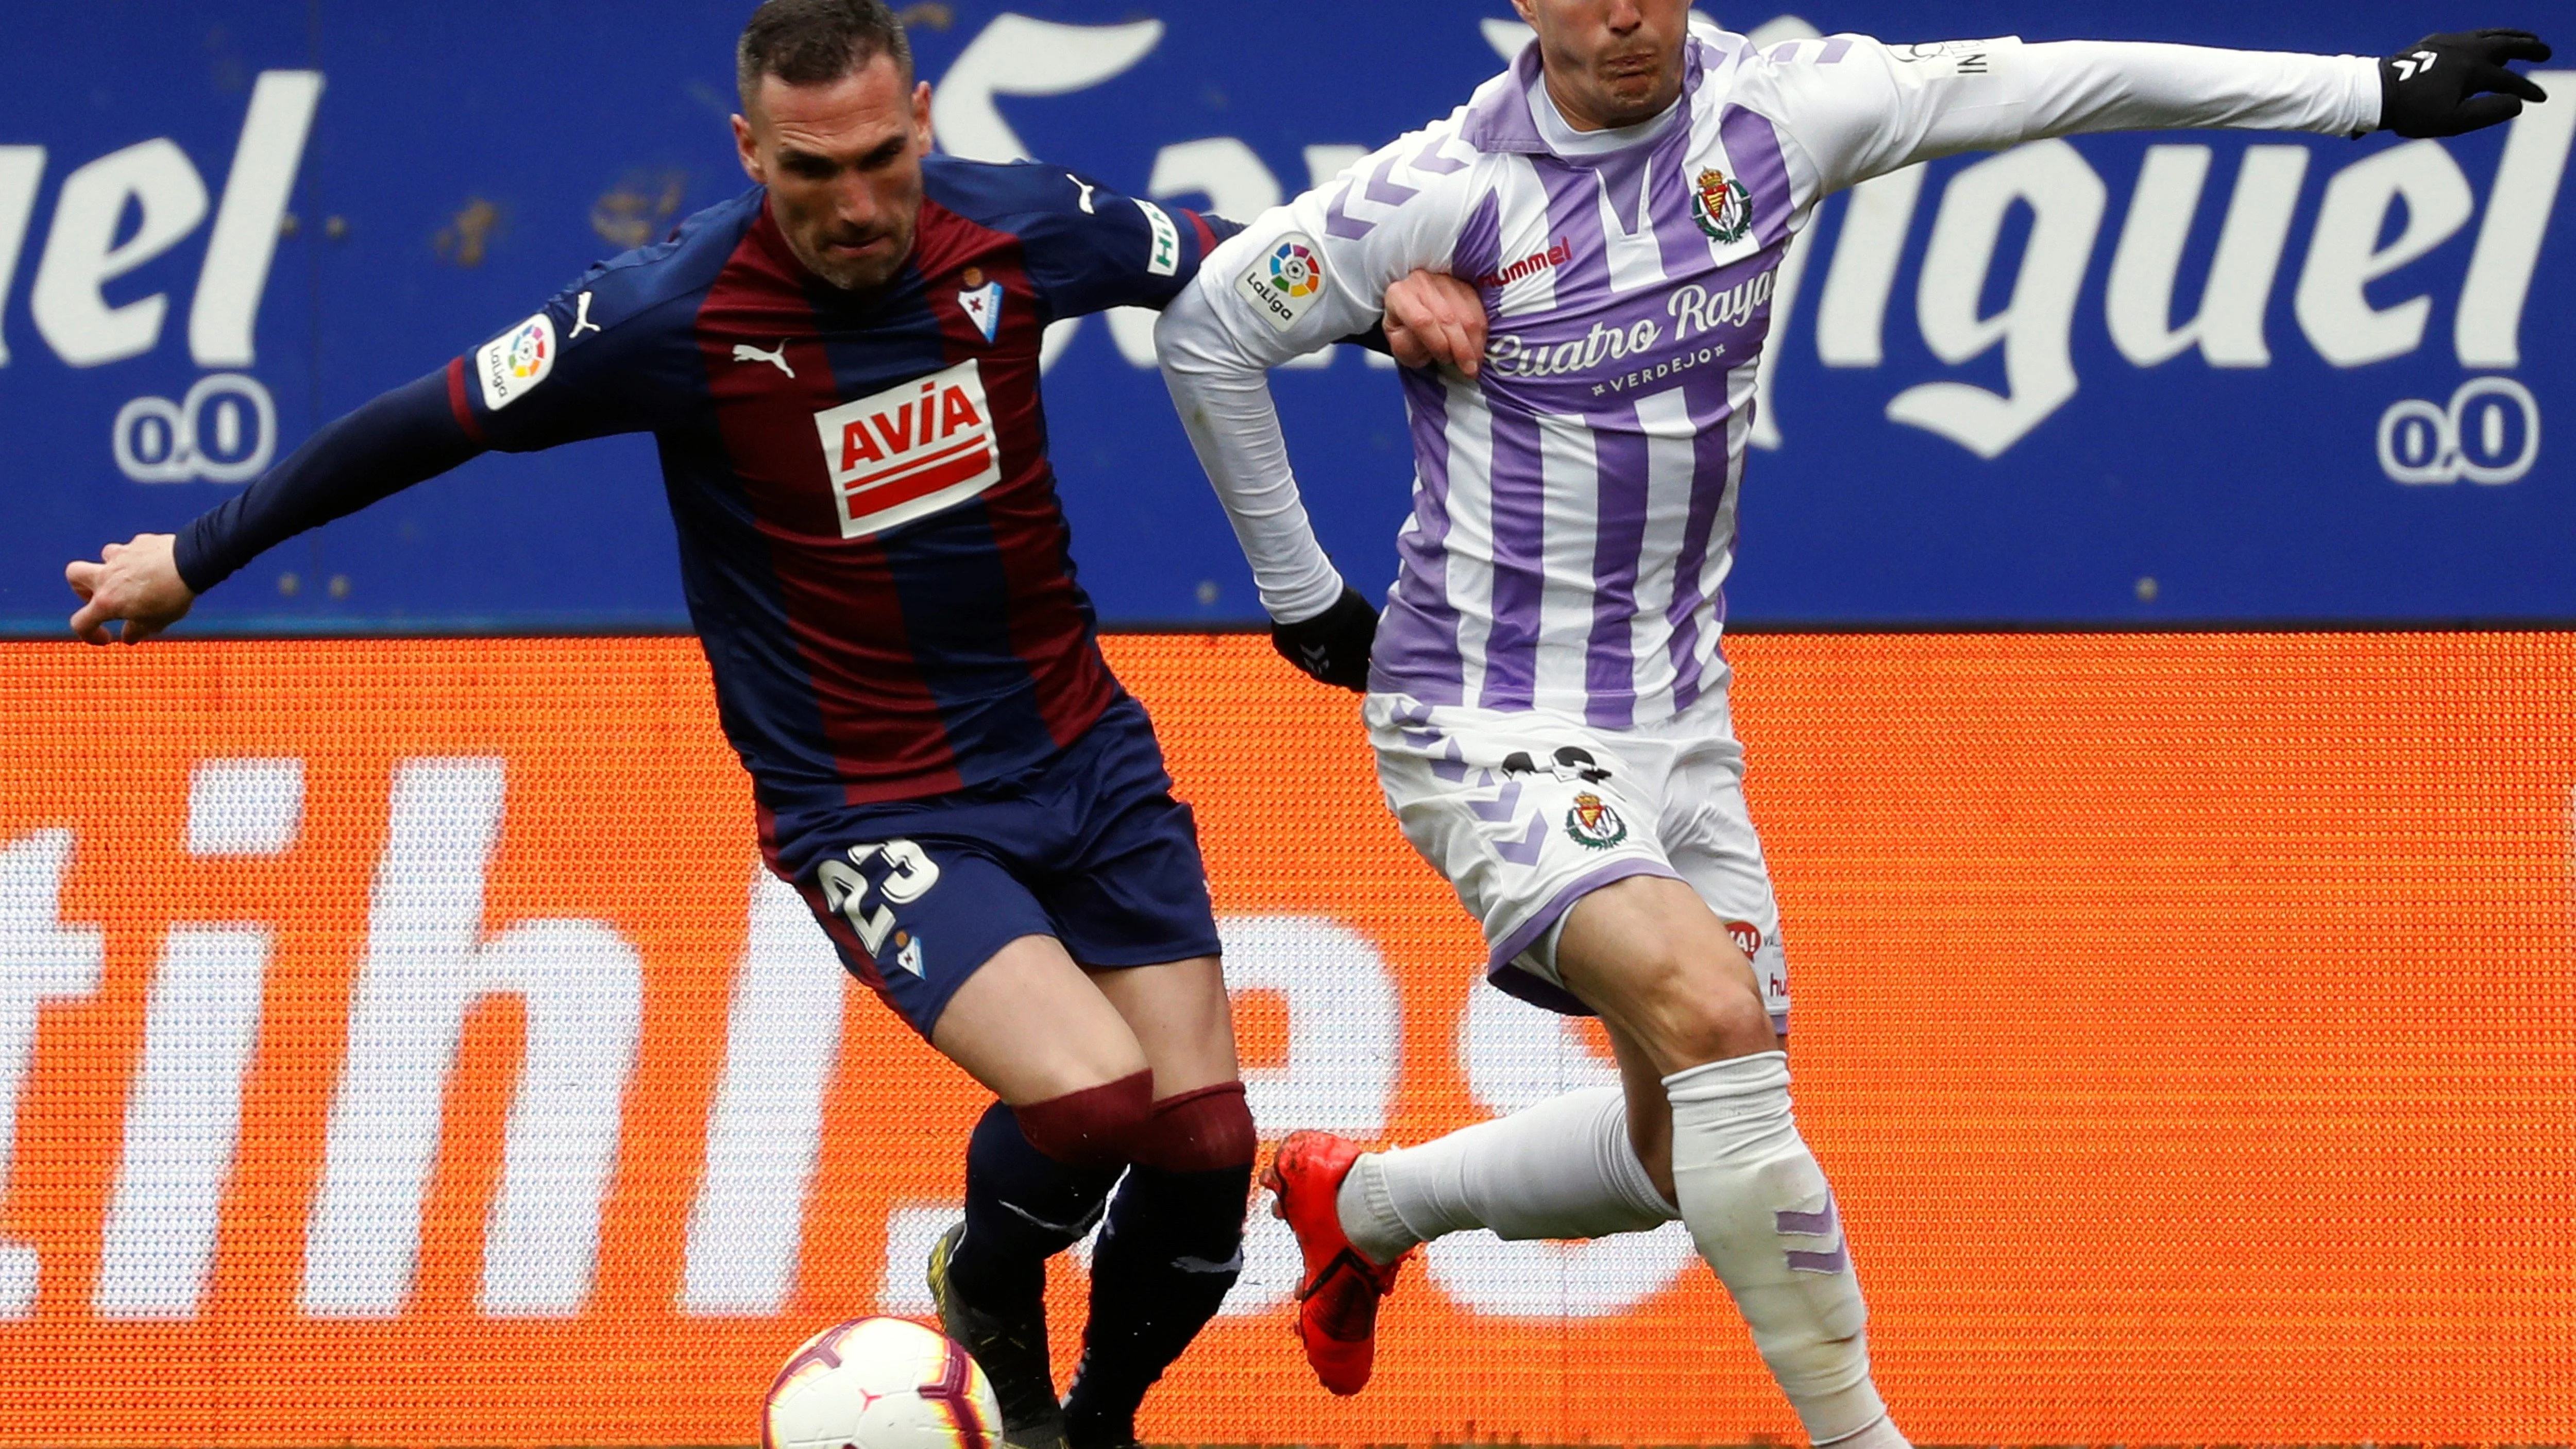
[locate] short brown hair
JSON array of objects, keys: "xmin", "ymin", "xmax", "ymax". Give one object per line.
[{"xmin": 737, "ymin": 0, "xmax": 913, "ymax": 104}]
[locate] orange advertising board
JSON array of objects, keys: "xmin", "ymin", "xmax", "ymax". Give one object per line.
[{"xmin": 0, "ymin": 633, "xmax": 2569, "ymax": 1445}]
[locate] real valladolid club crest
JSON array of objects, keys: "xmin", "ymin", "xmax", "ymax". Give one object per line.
[
  {"xmin": 1690, "ymin": 166, "xmax": 1752, "ymax": 244},
  {"xmin": 1566, "ymin": 792, "xmax": 1629, "ymax": 850}
]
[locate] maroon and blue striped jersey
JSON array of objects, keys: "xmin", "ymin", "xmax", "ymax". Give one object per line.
[{"xmin": 445, "ymin": 159, "xmax": 1227, "ymax": 810}]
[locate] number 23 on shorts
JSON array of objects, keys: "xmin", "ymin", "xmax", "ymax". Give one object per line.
[{"xmin": 816, "ymin": 839, "xmax": 942, "ymax": 976}]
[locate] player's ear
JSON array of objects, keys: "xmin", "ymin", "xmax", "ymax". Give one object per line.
[
  {"xmin": 732, "ymin": 112, "xmax": 765, "ymax": 184},
  {"xmin": 910, "ymin": 80, "xmax": 934, "ymax": 152}
]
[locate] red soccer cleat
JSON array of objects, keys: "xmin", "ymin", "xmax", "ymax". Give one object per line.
[{"xmin": 1263, "ymin": 1130, "xmax": 1411, "ymax": 1396}]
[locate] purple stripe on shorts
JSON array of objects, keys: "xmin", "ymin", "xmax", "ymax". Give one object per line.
[
  {"xmin": 1477, "ymin": 403, "xmax": 1549, "ymax": 711},
  {"xmin": 1581, "ymin": 400, "xmax": 1651, "ymax": 729},
  {"xmin": 1371, "ymin": 371, "xmax": 1466, "ymax": 704},
  {"xmin": 1818, "ymin": 37, "xmax": 1853, "ymax": 63},
  {"xmin": 1716, "ymin": 104, "xmax": 1794, "ymax": 251},
  {"xmin": 1468, "ymin": 779, "xmax": 1523, "ymax": 824},
  {"xmin": 1430, "ymin": 739, "xmax": 1471, "ymax": 783},
  {"xmin": 1768, "ymin": 41, "xmax": 1803, "ymax": 62},
  {"xmin": 1787, "ymin": 1245, "xmax": 1851, "ymax": 1275},
  {"xmin": 1485, "ymin": 858, "xmax": 1685, "ymax": 1014},
  {"xmin": 1494, "ymin": 815, "xmax": 1551, "ymax": 866}
]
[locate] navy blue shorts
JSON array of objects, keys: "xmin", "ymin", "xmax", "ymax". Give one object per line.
[{"xmin": 760, "ymin": 695, "xmax": 1222, "ymax": 1037}]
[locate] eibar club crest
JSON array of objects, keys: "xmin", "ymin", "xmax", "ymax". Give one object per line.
[
  {"xmin": 1565, "ymin": 792, "xmax": 1629, "ymax": 850},
  {"xmin": 956, "ymin": 268, "xmax": 1003, "ymax": 344},
  {"xmin": 1690, "ymin": 166, "xmax": 1752, "ymax": 244}
]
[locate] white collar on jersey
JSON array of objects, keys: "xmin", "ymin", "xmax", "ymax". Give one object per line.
[{"xmin": 1527, "ymin": 75, "xmax": 1686, "ymax": 156}]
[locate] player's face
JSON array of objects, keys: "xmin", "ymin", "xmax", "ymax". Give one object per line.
[
  {"xmin": 733, "ymin": 58, "xmax": 933, "ymax": 291},
  {"xmin": 1515, "ymin": 0, "xmax": 1690, "ymax": 129}
]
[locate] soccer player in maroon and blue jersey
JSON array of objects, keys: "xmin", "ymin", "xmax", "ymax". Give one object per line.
[{"xmin": 62, "ymin": 3, "xmax": 1487, "ymax": 1444}]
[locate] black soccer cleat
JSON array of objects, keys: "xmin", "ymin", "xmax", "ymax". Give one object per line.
[{"xmin": 927, "ymin": 1221, "xmax": 1068, "ymax": 1449}]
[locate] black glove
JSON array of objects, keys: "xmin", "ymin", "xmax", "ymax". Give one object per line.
[
  {"xmin": 1270, "ymin": 586, "xmax": 1378, "ymax": 692},
  {"xmin": 2380, "ymin": 29, "xmax": 2551, "ymax": 138}
]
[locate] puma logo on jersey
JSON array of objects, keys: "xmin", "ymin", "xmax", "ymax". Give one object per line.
[
  {"xmin": 732, "ymin": 340, "xmax": 794, "ymax": 377},
  {"xmin": 568, "ymin": 291, "xmax": 602, "ymax": 339},
  {"xmin": 812, "ymin": 359, "xmax": 1003, "ymax": 539}
]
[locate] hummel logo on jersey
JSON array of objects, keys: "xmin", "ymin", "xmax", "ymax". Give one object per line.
[
  {"xmin": 812, "ymin": 359, "xmax": 1003, "ymax": 539},
  {"xmin": 957, "ymin": 281, "xmax": 1003, "ymax": 344},
  {"xmin": 1473, "ymin": 238, "xmax": 1570, "ymax": 290},
  {"xmin": 733, "ymin": 340, "xmax": 795, "ymax": 378},
  {"xmin": 2394, "ymin": 48, "xmax": 2440, "ymax": 80},
  {"xmin": 568, "ymin": 291, "xmax": 602, "ymax": 339}
]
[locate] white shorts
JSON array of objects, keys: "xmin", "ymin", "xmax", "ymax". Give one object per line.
[{"xmin": 1367, "ymin": 688, "xmax": 1790, "ymax": 1032}]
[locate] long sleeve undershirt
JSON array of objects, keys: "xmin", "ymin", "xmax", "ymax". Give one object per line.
[{"xmin": 173, "ymin": 367, "xmax": 485, "ymax": 594}]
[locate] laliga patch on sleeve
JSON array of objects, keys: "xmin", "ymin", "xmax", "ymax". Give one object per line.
[
  {"xmin": 1887, "ymin": 36, "xmax": 2018, "ymax": 79},
  {"xmin": 1138, "ymin": 198, "xmax": 1181, "ymax": 277},
  {"xmin": 1235, "ymin": 233, "xmax": 1328, "ymax": 333},
  {"xmin": 477, "ymin": 312, "xmax": 557, "ymax": 411}
]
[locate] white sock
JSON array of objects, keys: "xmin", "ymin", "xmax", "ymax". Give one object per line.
[
  {"xmin": 1665, "ymin": 1051, "xmax": 1901, "ymax": 1447},
  {"xmin": 1333, "ymin": 1085, "xmax": 1675, "ymax": 1264}
]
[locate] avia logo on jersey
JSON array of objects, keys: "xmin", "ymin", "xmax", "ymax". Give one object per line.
[
  {"xmin": 1690, "ymin": 168, "xmax": 1752, "ymax": 245},
  {"xmin": 1474, "ymin": 237, "xmax": 1572, "ymax": 290},
  {"xmin": 476, "ymin": 313, "xmax": 556, "ymax": 411},
  {"xmin": 811, "ymin": 360, "xmax": 1002, "ymax": 539},
  {"xmin": 1237, "ymin": 233, "xmax": 1326, "ymax": 332}
]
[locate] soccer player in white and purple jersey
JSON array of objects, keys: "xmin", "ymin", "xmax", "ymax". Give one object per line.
[{"xmin": 1158, "ymin": 3, "xmax": 2547, "ymax": 1441}]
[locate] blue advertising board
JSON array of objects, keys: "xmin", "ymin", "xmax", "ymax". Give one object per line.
[{"xmin": 0, "ymin": 2, "xmax": 2566, "ymax": 630}]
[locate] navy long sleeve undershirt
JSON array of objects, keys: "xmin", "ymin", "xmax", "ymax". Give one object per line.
[{"xmin": 172, "ymin": 367, "xmax": 486, "ymax": 595}]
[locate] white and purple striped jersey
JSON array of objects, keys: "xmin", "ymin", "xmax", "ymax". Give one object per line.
[{"xmin": 1158, "ymin": 28, "xmax": 2379, "ymax": 728}]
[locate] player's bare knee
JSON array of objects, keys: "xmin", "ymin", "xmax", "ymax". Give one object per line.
[{"xmin": 1626, "ymin": 948, "xmax": 1775, "ymax": 1070}]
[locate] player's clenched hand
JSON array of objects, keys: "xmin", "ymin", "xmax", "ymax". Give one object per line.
[
  {"xmin": 66, "ymin": 534, "xmax": 195, "ymax": 646},
  {"xmin": 1383, "ymin": 269, "xmax": 1487, "ymax": 378},
  {"xmin": 2380, "ymin": 29, "xmax": 2550, "ymax": 138},
  {"xmin": 1271, "ymin": 585, "xmax": 1379, "ymax": 692}
]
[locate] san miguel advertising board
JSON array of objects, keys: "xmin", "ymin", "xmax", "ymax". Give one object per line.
[{"xmin": 0, "ymin": 1, "xmax": 2567, "ymax": 630}]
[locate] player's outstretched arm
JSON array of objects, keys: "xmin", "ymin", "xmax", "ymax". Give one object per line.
[
  {"xmin": 1782, "ymin": 28, "xmax": 2549, "ymax": 198},
  {"xmin": 61, "ymin": 367, "xmax": 484, "ymax": 644}
]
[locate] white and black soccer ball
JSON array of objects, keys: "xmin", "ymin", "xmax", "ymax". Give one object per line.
[{"xmin": 764, "ymin": 1316, "xmax": 1004, "ymax": 1449}]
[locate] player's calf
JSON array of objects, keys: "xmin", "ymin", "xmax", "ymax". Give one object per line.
[
  {"xmin": 1064, "ymin": 1082, "xmax": 1257, "ymax": 1449},
  {"xmin": 1558, "ymin": 880, "xmax": 1907, "ymax": 1449},
  {"xmin": 938, "ymin": 1081, "xmax": 1154, "ymax": 1449}
]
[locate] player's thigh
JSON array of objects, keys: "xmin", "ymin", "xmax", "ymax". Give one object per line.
[
  {"xmin": 784, "ymin": 834, "xmax": 1146, "ymax": 1103},
  {"xmin": 1660, "ymin": 744, "xmax": 1792, "ymax": 1037},
  {"xmin": 933, "ymin": 933, "xmax": 1150, "ymax": 1105},
  {"xmin": 1555, "ymin": 874, "xmax": 1775, "ymax": 1077},
  {"xmin": 1086, "ymin": 954, "xmax": 1240, "ymax": 1098}
]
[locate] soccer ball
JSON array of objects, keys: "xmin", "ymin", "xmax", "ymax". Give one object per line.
[{"xmin": 764, "ymin": 1316, "xmax": 1004, "ymax": 1449}]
